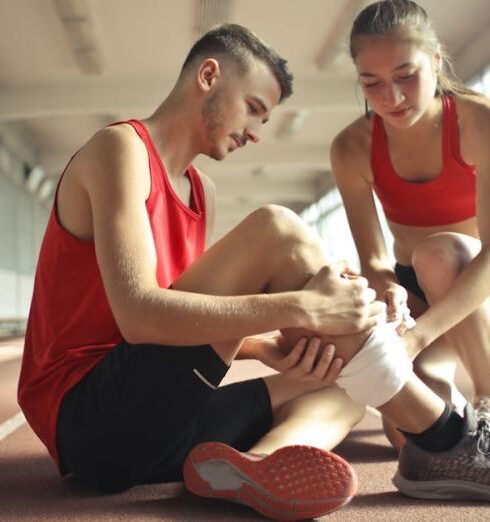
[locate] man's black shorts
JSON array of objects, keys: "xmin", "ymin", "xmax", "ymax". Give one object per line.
[{"xmin": 56, "ymin": 341, "xmax": 272, "ymax": 493}]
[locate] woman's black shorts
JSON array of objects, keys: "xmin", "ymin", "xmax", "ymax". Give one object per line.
[{"xmin": 394, "ymin": 262, "xmax": 427, "ymax": 303}]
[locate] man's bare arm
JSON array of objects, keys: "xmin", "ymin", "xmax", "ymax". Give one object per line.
[{"xmin": 67, "ymin": 125, "xmax": 380, "ymax": 347}]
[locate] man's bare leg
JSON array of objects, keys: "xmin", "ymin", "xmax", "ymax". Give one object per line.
[
  {"xmin": 280, "ymin": 325, "xmax": 447, "ymax": 435},
  {"xmin": 178, "ymin": 205, "xmax": 366, "ymax": 518},
  {"xmin": 251, "ymin": 383, "xmax": 365, "ymax": 453},
  {"xmin": 383, "ymin": 291, "xmax": 462, "ymax": 449},
  {"xmin": 384, "ymin": 337, "xmax": 460, "ymax": 449},
  {"xmin": 279, "ymin": 320, "xmax": 490, "ymax": 502},
  {"xmin": 174, "ymin": 204, "xmax": 370, "ymax": 449}
]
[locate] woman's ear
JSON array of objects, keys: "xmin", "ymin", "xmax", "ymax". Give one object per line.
[
  {"xmin": 196, "ymin": 58, "xmax": 221, "ymax": 92},
  {"xmin": 433, "ymin": 46, "xmax": 443, "ymax": 73}
]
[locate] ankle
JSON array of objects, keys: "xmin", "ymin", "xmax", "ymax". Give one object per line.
[{"xmin": 402, "ymin": 403, "xmax": 465, "ymax": 452}]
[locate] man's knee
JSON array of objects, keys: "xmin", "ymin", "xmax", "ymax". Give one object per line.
[
  {"xmin": 248, "ymin": 204, "xmax": 319, "ymax": 246},
  {"xmin": 247, "ymin": 204, "xmax": 296, "ymax": 232}
]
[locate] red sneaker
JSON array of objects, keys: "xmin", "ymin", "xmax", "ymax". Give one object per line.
[{"xmin": 183, "ymin": 442, "xmax": 357, "ymax": 521}]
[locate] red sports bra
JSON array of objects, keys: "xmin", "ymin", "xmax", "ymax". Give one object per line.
[{"xmin": 370, "ymin": 95, "xmax": 476, "ymax": 227}]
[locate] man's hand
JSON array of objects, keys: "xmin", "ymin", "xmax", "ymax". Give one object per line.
[
  {"xmin": 300, "ymin": 261, "xmax": 385, "ymax": 336},
  {"xmin": 249, "ymin": 333, "xmax": 343, "ymax": 383}
]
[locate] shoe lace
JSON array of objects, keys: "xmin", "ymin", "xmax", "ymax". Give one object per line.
[{"xmin": 476, "ymin": 417, "xmax": 490, "ymax": 455}]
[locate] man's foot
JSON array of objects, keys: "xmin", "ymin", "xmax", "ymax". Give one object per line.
[
  {"xmin": 393, "ymin": 404, "xmax": 490, "ymax": 500},
  {"xmin": 183, "ymin": 441, "xmax": 357, "ymax": 521},
  {"xmin": 474, "ymin": 395, "xmax": 490, "ymax": 421}
]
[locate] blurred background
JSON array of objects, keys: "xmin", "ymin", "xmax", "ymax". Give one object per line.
[{"xmin": 1, "ymin": 0, "xmax": 490, "ymax": 336}]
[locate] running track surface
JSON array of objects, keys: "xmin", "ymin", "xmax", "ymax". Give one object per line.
[{"xmin": 1, "ymin": 337, "xmax": 488, "ymax": 521}]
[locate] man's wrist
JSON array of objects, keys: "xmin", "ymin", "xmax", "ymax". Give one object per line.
[{"xmin": 275, "ymin": 290, "xmax": 309, "ymax": 330}]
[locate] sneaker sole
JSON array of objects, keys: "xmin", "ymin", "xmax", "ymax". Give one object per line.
[
  {"xmin": 183, "ymin": 442, "xmax": 357, "ymax": 521},
  {"xmin": 394, "ymin": 471, "xmax": 490, "ymax": 500}
]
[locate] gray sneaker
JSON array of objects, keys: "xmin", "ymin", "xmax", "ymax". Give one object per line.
[{"xmin": 393, "ymin": 404, "xmax": 490, "ymax": 500}]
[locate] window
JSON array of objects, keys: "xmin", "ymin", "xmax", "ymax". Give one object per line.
[{"xmin": 467, "ymin": 63, "xmax": 490, "ymax": 96}]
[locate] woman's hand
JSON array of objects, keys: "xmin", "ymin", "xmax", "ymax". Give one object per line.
[
  {"xmin": 384, "ymin": 282, "xmax": 416, "ymax": 334},
  {"xmin": 253, "ymin": 333, "xmax": 344, "ymax": 384}
]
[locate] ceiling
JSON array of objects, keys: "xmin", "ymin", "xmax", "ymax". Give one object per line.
[{"xmin": 1, "ymin": 0, "xmax": 490, "ymax": 239}]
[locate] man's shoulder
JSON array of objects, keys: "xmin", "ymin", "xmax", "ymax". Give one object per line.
[
  {"xmin": 65, "ymin": 122, "xmax": 151, "ymax": 201},
  {"xmin": 71, "ymin": 123, "xmax": 148, "ymax": 182},
  {"xmin": 82, "ymin": 122, "xmax": 144, "ymax": 157}
]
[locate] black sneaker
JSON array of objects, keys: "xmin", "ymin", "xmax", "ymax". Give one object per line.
[{"xmin": 393, "ymin": 404, "xmax": 490, "ymax": 500}]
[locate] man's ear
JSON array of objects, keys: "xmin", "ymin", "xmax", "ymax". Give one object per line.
[{"xmin": 196, "ymin": 58, "xmax": 221, "ymax": 92}]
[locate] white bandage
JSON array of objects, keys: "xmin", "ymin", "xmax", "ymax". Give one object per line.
[{"xmin": 336, "ymin": 320, "xmax": 413, "ymax": 408}]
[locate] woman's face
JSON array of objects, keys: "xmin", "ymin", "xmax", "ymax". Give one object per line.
[{"xmin": 354, "ymin": 34, "xmax": 439, "ymax": 128}]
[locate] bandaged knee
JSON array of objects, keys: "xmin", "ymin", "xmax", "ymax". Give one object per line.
[{"xmin": 336, "ymin": 321, "xmax": 413, "ymax": 408}]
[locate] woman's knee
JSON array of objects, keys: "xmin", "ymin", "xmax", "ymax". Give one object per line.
[{"xmin": 412, "ymin": 233, "xmax": 478, "ymax": 298}]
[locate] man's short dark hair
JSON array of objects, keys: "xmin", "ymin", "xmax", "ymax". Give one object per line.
[{"xmin": 182, "ymin": 23, "xmax": 293, "ymax": 102}]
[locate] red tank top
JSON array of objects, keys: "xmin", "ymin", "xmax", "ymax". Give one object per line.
[
  {"xmin": 18, "ymin": 119, "xmax": 207, "ymax": 466},
  {"xmin": 371, "ymin": 95, "xmax": 476, "ymax": 226}
]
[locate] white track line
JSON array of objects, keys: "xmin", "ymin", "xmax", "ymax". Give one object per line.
[{"xmin": 0, "ymin": 411, "xmax": 26, "ymax": 442}]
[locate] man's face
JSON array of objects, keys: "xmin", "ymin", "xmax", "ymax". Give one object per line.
[{"xmin": 201, "ymin": 59, "xmax": 281, "ymax": 160}]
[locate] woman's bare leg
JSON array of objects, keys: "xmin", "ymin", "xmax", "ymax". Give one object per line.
[{"xmin": 413, "ymin": 232, "xmax": 490, "ymax": 398}]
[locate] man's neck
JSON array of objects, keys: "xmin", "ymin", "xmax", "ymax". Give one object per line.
[{"xmin": 142, "ymin": 92, "xmax": 201, "ymax": 179}]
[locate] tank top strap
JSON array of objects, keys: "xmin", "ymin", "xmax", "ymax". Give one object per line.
[
  {"xmin": 123, "ymin": 118, "xmax": 146, "ymax": 139},
  {"xmin": 187, "ymin": 165, "xmax": 206, "ymax": 216}
]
